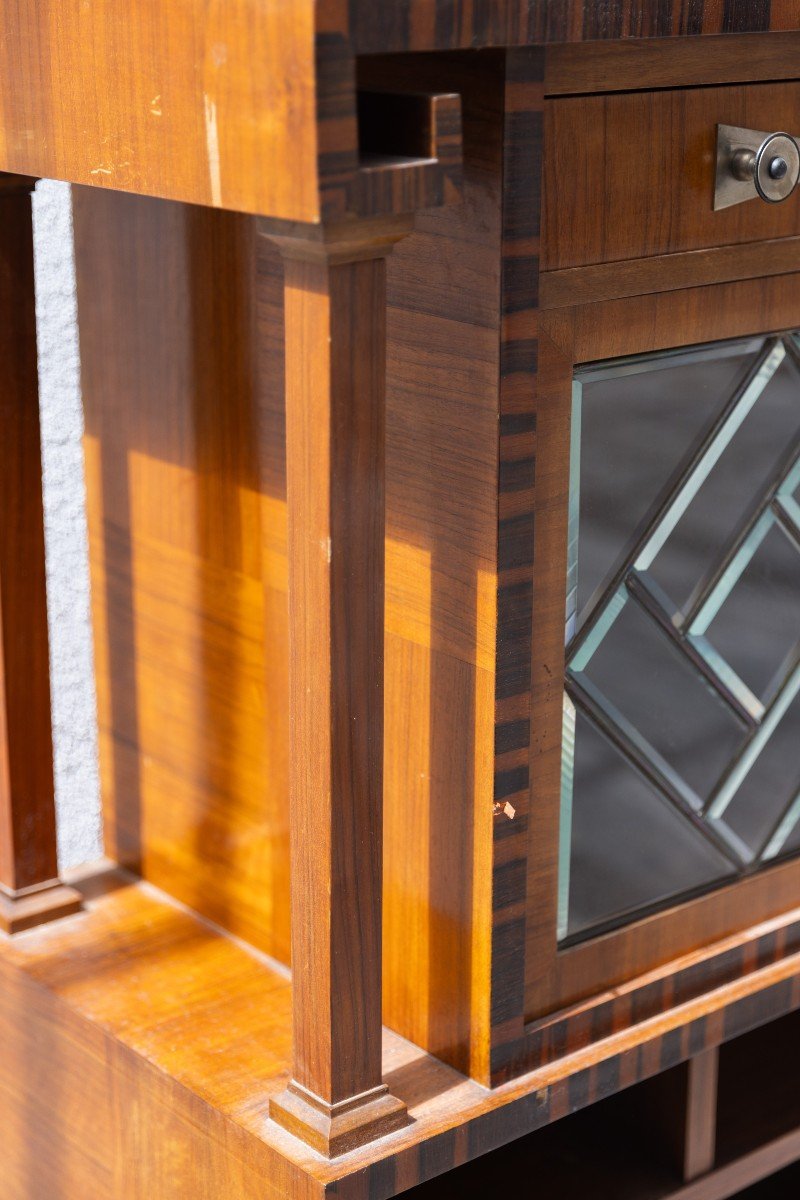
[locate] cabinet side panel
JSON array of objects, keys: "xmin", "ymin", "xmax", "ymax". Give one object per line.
[
  {"xmin": 75, "ymin": 69, "xmax": 504, "ymax": 1067},
  {"xmin": 74, "ymin": 188, "xmax": 292, "ymax": 964},
  {"xmin": 377, "ymin": 54, "xmax": 505, "ymax": 1078}
]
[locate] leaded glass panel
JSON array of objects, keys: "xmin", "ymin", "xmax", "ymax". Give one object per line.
[{"xmin": 560, "ymin": 333, "xmax": 800, "ymax": 945}]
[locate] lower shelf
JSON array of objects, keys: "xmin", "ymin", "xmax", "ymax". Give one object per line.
[
  {"xmin": 3, "ymin": 863, "xmax": 800, "ymax": 1200},
  {"xmin": 736, "ymin": 1163, "xmax": 800, "ymax": 1197},
  {"xmin": 400, "ymin": 1010, "xmax": 800, "ymax": 1200}
]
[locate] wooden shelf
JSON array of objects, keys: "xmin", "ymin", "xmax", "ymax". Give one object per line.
[
  {"xmin": 735, "ymin": 1163, "xmax": 800, "ymax": 1197},
  {"xmin": 4, "ymin": 863, "xmax": 800, "ymax": 1199},
  {"xmin": 399, "ymin": 1019, "xmax": 800, "ymax": 1200},
  {"xmin": 716, "ymin": 1011, "xmax": 800, "ymax": 1166}
]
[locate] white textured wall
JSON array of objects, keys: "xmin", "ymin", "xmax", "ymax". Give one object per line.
[{"xmin": 32, "ymin": 181, "xmax": 102, "ymax": 870}]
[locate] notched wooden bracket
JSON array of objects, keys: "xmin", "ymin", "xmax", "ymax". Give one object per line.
[{"xmin": 355, "ymin": 89, "xmax": 463, "ymax": 215}]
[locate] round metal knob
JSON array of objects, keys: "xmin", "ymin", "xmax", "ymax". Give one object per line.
[
  {"xmin": 753, "ymin": 133, "xmax": 799, "ymax": 203},
  {"xmin": 715, "ymin": 125, "xmax": 800, "ymax": 210},
  {"xmin": 729, "ymin": 135, "xmax": 800, "ymax": 201}
]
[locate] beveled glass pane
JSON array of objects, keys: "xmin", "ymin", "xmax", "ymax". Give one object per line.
[
  {"xmin": 714, "ymin": 692, "xmax": 800, "ymax": 856},
  {"xmin": 560, "ymin": 331, "xmax": 800, "ymax": 945},
  {"xmin": 564, "ymin": 710, "xmax": 735, "ymax": 941},
  {"xmin": 649, "ymin": 350, "xmax": 800, "ymax": 612},
  {"xmin": 571, "ymin": 340, "xmax": 761, "ymax": 633},
  {"xmin": 701, "ymin": 522, "xmax": 800, "ymax": 701},
  {"xmin": 576, "ymin": 596, "xmax": 744, "ymax": 802},
  {"xmin": 772, "ymin": 792, "xmax": 800, "ymax": 859}
]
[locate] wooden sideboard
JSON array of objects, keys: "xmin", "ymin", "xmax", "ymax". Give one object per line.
[{"xmin": 2, "ymin": 6, "xmax": 800, "ymax": 1199}]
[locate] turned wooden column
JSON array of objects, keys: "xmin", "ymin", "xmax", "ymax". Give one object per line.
[
  {"xmin": 0, "ymin": 176, "xmax": 82, "ymax": 934},
  {"xmin": 265, "ymin": 217, "xmax": 413, "ymax": 1157}
]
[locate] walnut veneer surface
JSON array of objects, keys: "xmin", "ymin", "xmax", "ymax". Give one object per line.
[
  {"xmin": 6, "ymin": 864, "xmax": 800, "ymax": 1199},
  {"xmin": 5, "ymin": 6, "xmax": 800, "ymax": 1198},
  {"xmin": 73, "ymin": 48, "xmax": 507, "ymax": 1084},
  {"xmin": 1, "ymin": 4, "xmax": 798, "ymax": 222}
]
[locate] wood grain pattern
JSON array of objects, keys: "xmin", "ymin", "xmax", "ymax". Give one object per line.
[
  {"xmin": 1, "ymin": 6, "xmax": 797, "ymax": 225},
  {"xmin": 0, "ymin": 0, "xmax": 318, "ymax": 220},
  {"xmin": 543, "ymin": 81, "xmax": 800, "ymax": 272},
  {"xmin": 383, "ymin": 1041, "xmax": 800, "ymax": 1200},
  {"xmin": 545, "ymin": 32, "xmax": 800, "ymax": 95},
  {"xmin": 570, "ymin": 271, "xmax": 800, "ymax": 364},
  {"xmin": 74, "ymin": 190, "xmax": 294, "ymax": 964},
  {"xmin": 355, "ymin": 90, "xmax": 464, "ymax": 218},
  {"xmin": 0, "ymin": 176, "xmax": 82, "ymax": 933},
  {"xmin": 684, "ymin": 1048, "xmax": 719, "ymax": 1181},
  {"xmin": 75, "ymin": 55, "xmax": 505, "ymax": 1089},
  {"xmin": 488, "ymin": 46, "xmax": 544, "ymax": 1086},
  {"xmin": 5, "ymin": 866, "xmax": 800, "ymax": 1199},
  {"xmin": 540, "ymin": 237, "xmax": 800, "ymax": 309},
  {"xmin": 671, "ymin": 1129, "xmax": 800, "ymax": 1200},
  {"xmin": 25, "ymin": 13, "xmax": 800, "ymax": 1198},
  {"xmin": 265, "ymin": 219, "xmax": 412, "ymax": 1156},
  {"xmin": 521, "ymin": 310, "xmax": 575, "ymax": 1029},
  {"xmin": 332, "ymin": 1, "xmax": 795, "ymax": 56},
  {"xmin": 70, "ymin": 24, "xmax": 800, "ymax": 1151},
  {"xmin": 0, "ymin": 870, "xmax": 312, "ymax": 1200},
  {"xmin": 359, "ymin": 49, "xmax": 506, "ymax": 1086}
]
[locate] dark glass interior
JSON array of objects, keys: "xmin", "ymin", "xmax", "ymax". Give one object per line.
[
  {"xmin": 561, "ymin": 334, "xmax": 800, "ymax": 944},
  {"xmin": 581, "ymin": 597, "xmax": 743, "ymax": 803},
  {"xmin": 565, "ymin": 710, "xmax": 734, "ymax": 941},
  {"xmin": 574, "ymin": 345, "xmax": 758, "ymax": 631},
  {"xmin": 650, "ymin": 351, "xmax": 800, "ymax": 614},
  {"xmin": 703, "ymin": 522, "xmax": 800, "ymax": 701},
  {"xmin": 716, "ymin": 693, "xmax": 800, "ymax": 857}
]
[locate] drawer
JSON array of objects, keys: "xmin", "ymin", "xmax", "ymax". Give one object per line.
[{"xmin": 542, "ymin": 80, "xmax": 800, "ymax": 271}]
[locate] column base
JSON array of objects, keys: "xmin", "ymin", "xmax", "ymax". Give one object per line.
[
  {"xmin": 270, "ymin": 1080, "xmax": 412, "ymax": 1157},
  {"xmin": 0, "ymin": 881, "xmax": 83, "ymax": 934}
]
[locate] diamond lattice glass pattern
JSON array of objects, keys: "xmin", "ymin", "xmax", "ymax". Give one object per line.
[{"xmin": 560, "ymin": 334, "xmax": 800, "ymax": 944}]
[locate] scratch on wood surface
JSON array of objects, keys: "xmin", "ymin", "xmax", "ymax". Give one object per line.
[{"xmin": 204, "ymin": 94, "xmax": 222, "ymax": 206}]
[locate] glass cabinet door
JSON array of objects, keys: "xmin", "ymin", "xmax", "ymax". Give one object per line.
[{"xmin": 559, "ymin": 333, "xmax": 800, "ymax": 945}]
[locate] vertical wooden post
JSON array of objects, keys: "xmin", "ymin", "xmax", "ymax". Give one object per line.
[
  {"xmin": 265, "ymin": 217, "xmax": 413, "ymax": 1157},
  {"xmin": 0, "ymin": 175, "xmax": 82, "ymax": 934},
  {"xmin": 683, "ymin": 1048, "xmax": 719, "ymax": 1181}
]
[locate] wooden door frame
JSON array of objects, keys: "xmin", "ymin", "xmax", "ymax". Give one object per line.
[{"xmin": 516, "ymin": 273, "xmax": 800, "ymax": 1070}]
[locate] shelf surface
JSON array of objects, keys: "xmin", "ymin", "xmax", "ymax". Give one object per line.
[{"xmin": 5, "ymin": 864, "xmax": 800, "ymax": 1200}]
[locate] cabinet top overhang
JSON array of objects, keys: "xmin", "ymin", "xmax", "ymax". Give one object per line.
[{"xmin": 1, "ymin": 2, "xmax": 796, "ymax": 222}]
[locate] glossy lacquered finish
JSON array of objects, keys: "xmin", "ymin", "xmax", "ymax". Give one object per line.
[
  {"xmin": 543, "ymin": 82, "xmax": 800, "ymax": 271},
  {"xmin": 73, "ymin": 28, "xmax": 800, "ymax": 1112},
  {"xmin": 5, "ymin": 865, "xmax": 800, "ymax": 1200},
  {"xmin": 7, "ymin": 11, "xmax": 800, "ymax": 1199},
  {"xmin": 264, "ymin": 218, "xmax": 414, "ymax": 1156},
  {"xmin": 74, "ymin": 52, "xmax": 509, "ymax": 1094},
  {"xmin": 0, "ymin": 0, "xmax": 319, "ymax": 219}
]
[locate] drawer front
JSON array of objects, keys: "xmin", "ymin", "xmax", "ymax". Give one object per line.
[{"xmin": 543, "ymin": 80, "xmax": 800, "ymax": 271}]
